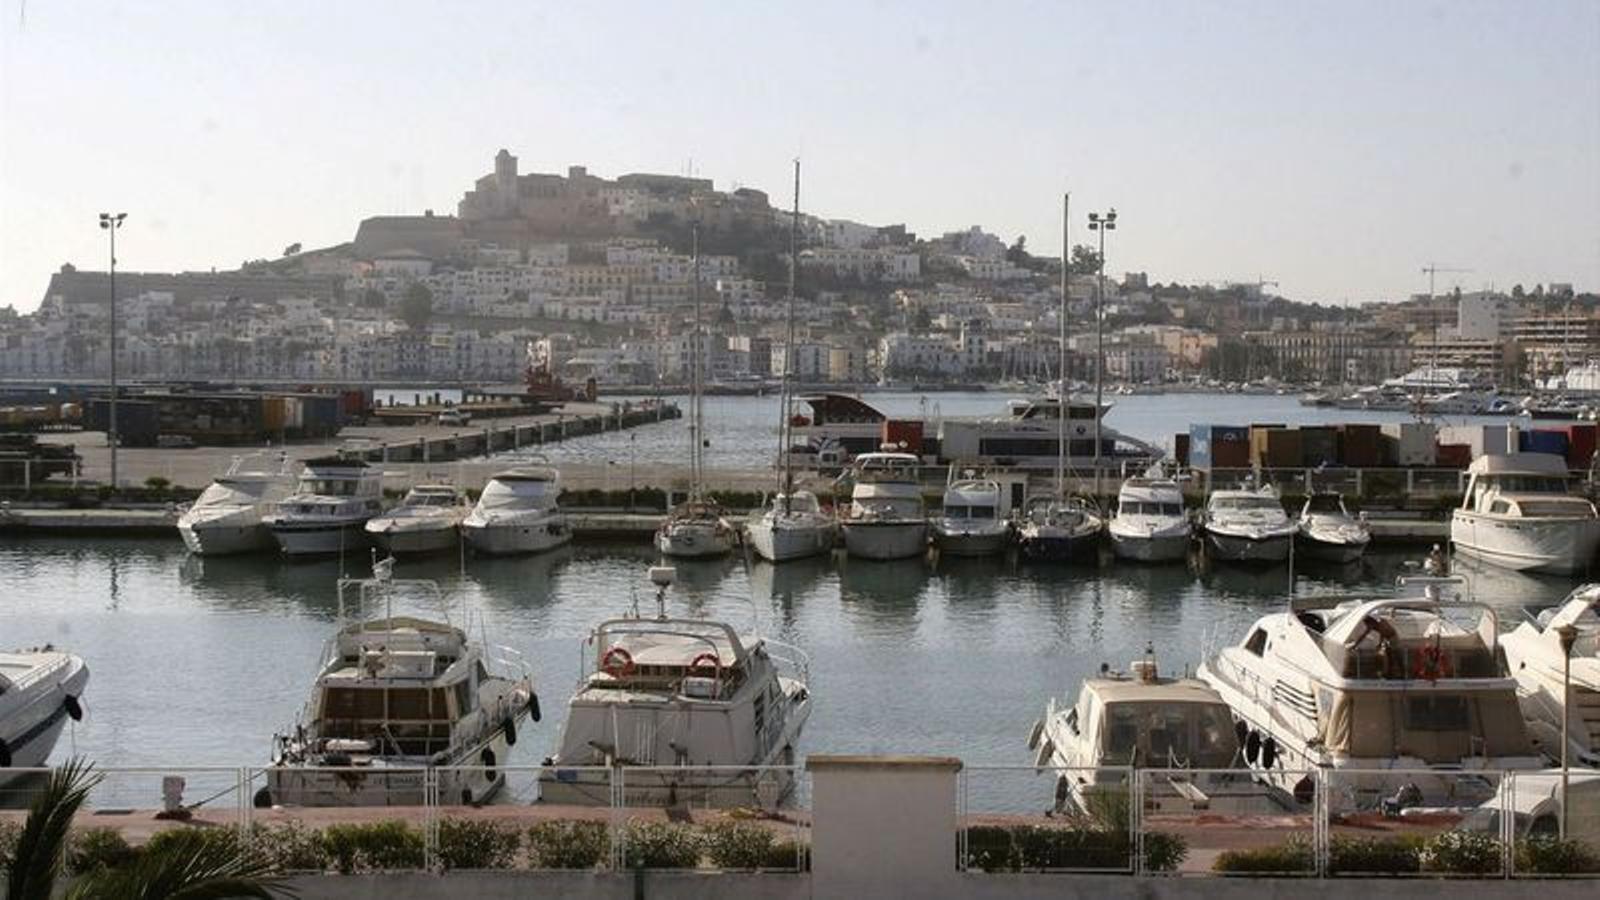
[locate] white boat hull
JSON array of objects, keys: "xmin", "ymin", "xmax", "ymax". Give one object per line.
[
  {"xmin": 843, "ymin": 520, "xmax": 927, "ymax": 560},
  {"xmin": 463, "ymin": 518, "xmax": 572, "ymax": 556},
  {"xmin": 262, "ymin": 731, "xmax": 514, "ymax": 807},
  {"xmin": 1108, "ymin": 526, "xmax": 1191, "ymax": 562},
  {"xmin": 1451, "ymin": 512, "xmax": 1600, "ymax": 574},
  {"xmin": 1205, "ymin": 529, "xmax": 1292, "ymax": 563},
  {"xmin": 0, "ymin": 655, "xmax": 89, "ymax": 774},
  {"xmin": 178, "ymin": 519, "xmax": 274, "ymax": 556},
  {"xmin": 269, "ymin": 519, "xmax": 372, "ymax": 557},
  {"xmin": 1297, "ymin": 532, "xmax": 1369, "ymax": 563},
  {"xmin": 747, "ymin": 519, "xmax": 836, "ymax": 563},
  {"xmin": 366, "ymin": 522, "xmax": 460, "ymax": 557},
  {"xmin": 655, "ymin": 521, "xmax": 736, "ymax": 558},
  {"xmin": 931, "ymin": 523, "xmax": 1010, "ymax": 557}
]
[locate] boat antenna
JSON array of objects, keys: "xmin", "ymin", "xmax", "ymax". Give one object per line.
[{"xmin": 1057, "ymin": 190, "xmax": 1069, "ymax": 505}]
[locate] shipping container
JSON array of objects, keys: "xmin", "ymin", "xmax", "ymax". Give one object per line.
[
  {"xmin": 1174, "ymin": 432, "xmax": 1190, "ymax": 468},
  {"xmin": 85, "ymin": 399, "xmax": 160, "ymax": 447},
  {"xmin": 262, "ymin": 396, "xmax": 288, "ymax": 433},
  {"xmin": 1435, "ymin": 443, "xmax": 1472, "ymax": 469},
  {"xmin": 1337, "ymin": 423, "xmax": 1383, "ymax": 467},
  {"xmin": 1250, "ymin": 427, "xmax": 1304, "ymax": 469},
  {"xmin": 1189, "ymin": 425, "xmax": 1249, "ymax": 470},
  {"xmin": 1299, "ymin": 426, "xmax": 1338, "ymax": 467},
  {"xmin": 1519, "ymin": 429, "xmax": 1570, "ymax": 458},
  {"xmin": 1565, "ymin": 423, "xmax": 1598, "ymax": 468},
  {"xmin": 1439, "ymin": 424, "xmax": 1519, "ymax": 457},
  {"xmin": 881, "ymin": 419, "xmax": 924, "ymax": 454},
  {"xmin": 1380, "ymin": 422, "xmax": 1438, "ymax": 467}
]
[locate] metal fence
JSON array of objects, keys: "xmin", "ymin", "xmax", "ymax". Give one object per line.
[{"xmin": 959, "ymin": 765, "xmax": 1600, "ymax": 878}]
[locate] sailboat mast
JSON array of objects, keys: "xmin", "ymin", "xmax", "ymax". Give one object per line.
[
  {"xmin": 691, "ymin": 218, "xmax": 703, "ymax": 499},
  {"xmin": 781, "ymin": 158, "xmax": 801, "ymax": 508},
  {"xmin": 1057, "ymin": 191, "xmax": 1069, "ymax": 502}
]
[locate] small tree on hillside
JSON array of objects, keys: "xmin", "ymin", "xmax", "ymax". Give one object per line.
[{"xmin": 399, "ymin": 283, "xmax": 433, "ymax": 330}]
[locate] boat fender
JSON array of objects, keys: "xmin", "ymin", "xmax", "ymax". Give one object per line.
[
  {"xmin": 252, "ymin": 787, "xmax": 273, "ymax": 809},
  {"xmin": 504, "ymin": 716, "xmax": 518, "ymax": 746},
  {"xmin": 1245, "ymin": 731, "xmax": 1261, "ymax": 765},
  {"xmin": 527, "ymin": 693, "xmax": 542, "ymax": 723},
  {"xmin": 1027, "ymin": 719, "xmax": 1045, "ymax": 751},
  {"xmin": 63, "ymin": 695, "xmax": 84, "ymax": 722},
  {"xmin": 1292, "ymin": 775, "xmax": 1315, "ymax": 806},
  {"xmin": 0, "ymin": 739, "xmax": 10, "ymax": 768},
  {"xmin": 1234, "ymin": 720, "xmax": 1249, "ymax": 748},
  {"xmin": 1033, "ymin": 738, "xmax": 1055, "ymax": 769},
  {"xmin": 1054, "ymin": 774, "xmax": 1071, "ymax": 809},
  {"xmin": 1260, "ymin": 737, "xmax": 1278, "ymax": 770}
]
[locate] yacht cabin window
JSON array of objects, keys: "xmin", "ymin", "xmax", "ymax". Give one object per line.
[
  {"xmin": 1214, "ymin": 497, "xmax": 1283, "ymax": 512},
  {"xmin": 1244, "ymin": 629, "xmax": 1268, "ymax": 656},
  {"xmin": 1489, "ymin": 500, "xmax": 1512, "ymax": 514},
  {"xmin": 300, "ymin": 478, "xmax": 361, "ymax": 496},
  {"xmin": 1122, "ymin": 501, "xmax": 1183, "ymax": 516},
  {"xmin": 1100, "ymin": 702, "xmax": 1237, "ymax": 767}
]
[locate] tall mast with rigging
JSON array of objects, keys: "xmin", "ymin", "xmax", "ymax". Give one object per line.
[
  {"xmin": 690, "ymin": 215, "xmax": 703, "ymax": 501},
  {"xmin": 779, "ymin": 159, "xmax": 801, "ymax": 510},
  {"xmin": 1057, "ymin": 191, "xmax": 1070, "ymax": 503}
]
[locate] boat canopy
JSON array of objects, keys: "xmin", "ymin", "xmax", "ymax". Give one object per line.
[{"xmin": 799, "ymin": 394, "xmax": 885, "ymax": 425}]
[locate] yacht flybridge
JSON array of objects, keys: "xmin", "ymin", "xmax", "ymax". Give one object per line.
[
  {"xmin": 1451, "ymin": 453, "xmax": 1600, "ymax": 574},
  {"xmin": 177, "ymin": 451, "xmax": 295, "ymax": 555},
  {"xmin": 261, "ymin": 561, "xmax": 536, "ymax": 807},
  {"xmin": 264, "ymin": 457, "xmax": 385, "ymax": 558},
  {"xmin": 0, "ymin": 647, "xmax": 88, "ymax": 772},
  {"xmin": 1198, "ymin": 587, "xmax": 1543, "ymax": 807},
  {"xmin": 540, "ymin": 566, "xmax": 812, "ymax": 807},
  {"xmin": 1030, "ymin": 646, "xmax": 1276, "ymax": 815},
  {"xmin": 1502, "ymin": 584, "xmax": 1600, "ymax": 767}
]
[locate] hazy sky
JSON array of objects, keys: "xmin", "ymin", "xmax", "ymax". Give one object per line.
[{"xmin": 2, "ymin": 0, "xmax": 1597, "ymax": 312}]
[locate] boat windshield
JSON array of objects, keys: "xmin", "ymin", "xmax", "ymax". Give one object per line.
[
  {"xmin": 1515, "ymin": 499, "xmax": 1594, "ymax": 517},
  {"xmin": 477, "ymin": 480, "xmax": 549, "ymax": 510},
  {"xmin": 1488, "ymin": 475, "xmax": 1568, "ymax": 493},
  {"xmin": 1213, "ymin": 497, "xmax": 1282, "ymax": 512},
  {"xmin": 406, "ymin": 491, "xmax": 459, "ymax": 507},
  {"xmin": 1100, "ymin": 701, "xmax": 1238, "ymax": 767},
  {"xmin": 1121, "ymin": 501, "xmax": 1183, "ymax": 516},
  {"xmin": 944, "ymin": 504, "xmax": 996, "ymax": 520},
  {"xmin": 194, "ymin": 481, "xmax": 269, "ymax": 507},
  {"xmin": 297, "ymin": 477, "xmax": 362, "ymax": 496},
  {"xmin": 1306, "ymin": 495, "xmax": 1346, "ymax": 514}
]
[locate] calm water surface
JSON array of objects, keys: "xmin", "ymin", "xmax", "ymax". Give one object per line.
[{"xmin": 1, "ymin": 538, "xmax": 1578, "ymax": 777}]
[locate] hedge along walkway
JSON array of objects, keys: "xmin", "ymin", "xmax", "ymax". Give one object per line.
[{"xmin": 0, "ymin": 802, "xmax": 811, "ymax": 848}]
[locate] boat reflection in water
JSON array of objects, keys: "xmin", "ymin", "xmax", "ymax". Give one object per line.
[{"xmin": 837, "ymin": 555, "xmax": 930, "ymax": 620}]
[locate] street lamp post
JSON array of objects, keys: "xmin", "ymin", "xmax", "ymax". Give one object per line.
[
  {"xmin": 99, "ymin": 212, "xmax": 127, "ymax": 488},
  {"xmin": 1557, "ymin": 623, "xmax": 1580, "ymax": 839},
  {"xmin": 1086, "ymin": 208, "xmax": 1117, "ymax": 501}
]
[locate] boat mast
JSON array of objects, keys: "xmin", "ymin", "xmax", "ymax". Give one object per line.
[
  {"xmin": 779, "ymin": 158, "xmax": 801, "ymax": 511},
  {"xmin": 690, "ymin": 216, "xmax": 703, "ymax": 501},
  {"xmin": 1057, "ymin": 191, "xmax": 1069, "ymax": 503}
]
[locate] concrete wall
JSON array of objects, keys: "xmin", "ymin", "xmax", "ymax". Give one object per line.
[
  {"xmin": 808, "ymin": 754, "xmax": 961, "ymax": 899},
  {"xmin": 283, "ymin": 871, "xmax": 808, "ymax": 900}
]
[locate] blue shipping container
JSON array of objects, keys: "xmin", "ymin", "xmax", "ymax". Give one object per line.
[
  {"xmin": 1519, "ymin": 429, "xmax": 1570, "ymax": 457},
  {"xmin": 1189, "ymin": 424, "xmax": 1249, "ymax": 470}
]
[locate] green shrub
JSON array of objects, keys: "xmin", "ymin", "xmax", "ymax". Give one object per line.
[
  {"xmin": 1419, "ymin": 830, "xmax": 1502, "ymax": 875},
  {"xmin": 436, "ymin": 817, "xmax": 520, "ymax": 871},
  {"xmin": 1143, "ymin": 831, "xmax": 1188, "ymax": 874},
  {"xmin": 963, "ymin": 825, "xmax": 1019, "ymax": 872},
  {"xmin": 67, "ymin": 827, "xmax": 139, "ymax": 874},
  {"xmin": 143, "ymin": 476, "xmax": 171, "ymax": 490},
  {"xmin": 1213, "ymin": 837, "xmax": 1315, "ymax": 875},
  {"xmin": 1516, "ymin": 837, "xmax": 1600, "ymax": 874},
  {"xmin": 701, "ymin": 820, "xmax": 778, "ymax": 870},
  {"xmin": 249, "ymin": 821, "xmax": 328, "ymax": 872},
  {"xmin": 1328, "ymin": 835, "xmax": 1423, "ymax": 875},
  {"xmin": 319, "ymin": 821, "xmax": 425, "ymax": 873},
  {"xmin": 526, "ymin": 820, "xmax": 610, "ymax": 870},
  {"xmin": 0, "ymin": 818, "xmax": 21, "ymax": 873},
  {"xmin": 142, "ymin": 825, "xmax": 242, "ymax": 860},
  {"xmin": 1014, "ymin": 825, "xmax": 1132, "ymax": 870},
  {"xmin": 622, "ymin": 820, "xmax": 701, "ymax": 869},
  {"xmin": 764, "ymin": 838, "xmax": 809, "ymax": 872}
]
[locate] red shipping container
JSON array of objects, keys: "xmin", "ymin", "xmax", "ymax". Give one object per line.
[
  {"xmin": 1175, "ymin": 433, "xmax": 1190, "ymax": 467},
  {"xmin": 1435, "ymin": 443, "xmax": 1472, "ymax": 469},
  {"xmin": 1564, "ymin": 423, "xmax": 1597, "ymax": 468},
  {"xmin": 1337, "ymin": 424, "xmax": 1383, "ymax": 467},
  {"xmin": 881, "ymin": 419, "xmax": 923, "ymax": 454},
  {"xmin": 1212, "ymin": 439, "xmax": 1251, "ymax": 468}
]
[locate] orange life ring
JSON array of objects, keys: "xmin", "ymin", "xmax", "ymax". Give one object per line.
[
  {"xmin": 601, "ymin": 646, "xmax": 635, "ymax": 677},
  {"xmin": 688, "ymin": 652, "xmax": 722, "ymax": 677},
  {"xmin": 1411, "ymin": 645, "xmax": 1452, "ymax": 681}
]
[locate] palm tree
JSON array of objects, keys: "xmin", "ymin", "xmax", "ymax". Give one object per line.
[{"xmin": 5, "ymin": 759, "xmax": 291, "ymax": 899}]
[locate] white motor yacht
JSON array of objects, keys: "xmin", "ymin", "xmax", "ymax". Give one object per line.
[
  {"xmin": 1016, "ymin": 496, "xmax": 1104, "ymax": 562},
  {"xmin": 0, "ymin": 647, "xmax": 88, "ymax": 771},
  {"xmin": 264, "ymin": 457, "xmax": 385, "ymax": 558},
  {"xmin": 1502, "ymin": 584, "xmax": 1600, "ymax": 767},
  {"xmin": 261, "ymin": 562, "xmax": 536, "ymax": 807},
  {"xmin": 931, "ymin": 474, "xmax": 1010, "ymax": 557},
  {"xmin": 1202, "ymin": 483, "xmax": 1296, "ymax": 564},
  {"xmin": 841, "ymin": 452, "xmax": 928, "ymax": 560},
  {"xmin": 177, "ymin": 452, "xmax": 295, "ymax": 556},
  {"xmin": 1296, "ymin": 492, "xmax": 1371, "ymax": 563},
  {"xmin": 462, "ymin": 467, "xmax": 570, "ymax": 556},
  {"xmin": 1451, "ymin": 453, "xmax": 1600, "ymax": 574},
  {"xmin": 1199, "ymin": 589, "xmax": 1544, "ymax": 807},
  {"xmin": 1108, "ymin": 472, "xmax": 1190, "ymax": 563},
  {"xmin": 746, "ymin": 491, "xmax": 837, "ymax": 563},
  {"xmin": 1029, "ymin": 646, "xmax": 1276, "ymax": 816},
  {"xmin": 365, "ymin": 484, "xmax": 468, "ymax": 557},
  {"xmin": 655, "ymin": 498, "xmax": 738, "ymax": 559},
  {"xmin": 539, "ymin": 566, "xmax": 812, "ymax": 807}
]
